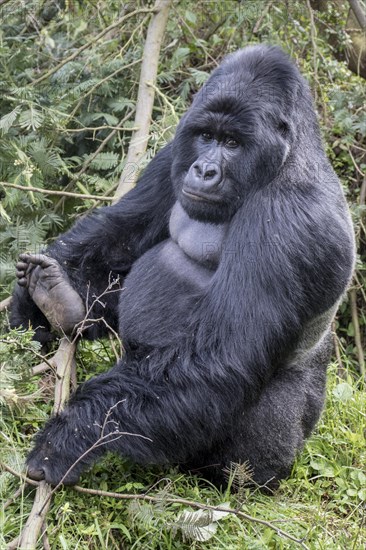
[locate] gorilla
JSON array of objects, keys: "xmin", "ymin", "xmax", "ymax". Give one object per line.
[{"xmin": 11, "ymin": 45, "xmax": 355, "ymax": 489}]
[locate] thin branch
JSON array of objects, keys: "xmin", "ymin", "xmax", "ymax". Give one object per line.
[
  {"xmin": 332, "ymin": 321, "xmax": 346, "ymax": 379},
  {"xmin": 1, "ymin": 462, "xmax": 309, "ymax": 549},
  {"xmin": 0, "ymin": 337, "xmax": 56, "ymax": 373},
  {"xmin": 305, "ymin": 0, "xmax": 318, "ymax": 103},
  {"xmin": 3, "ymin": 487, "xmax": 23, "ymax": 511},
  {"xmin": 347, "ymin": 145, "xmax": 366, "ymax": 178},
  {"xmin": 347, "ymin": 0, "xmax": 366, "ymax": 29},
  {"xmin": 31, "ymin": 8, "xmax": 154, "ymax": 86},
  {"xmin": 1, "ymin": 463, "xmax": 38, "ymax": 486},
  {"xmin": 74, "ymin": 110, "xmax": 134, "ymax": 180},
  {"xmin": 14, "ymin": 338, "xmax": 77, "ymax": 549},
  {"xmin": 63, "ymin": 125, "xmax": 138, "ymax": 133},
  {"xmin": 253, "ymin": 1, "xmax": 273, "ymax": 34},
  {"xmin": 360, "ymin": 175, "xmax": 366, "ymax": 209},
  {"xmin": 0, "ymin": 181, "xmax": 113, "ymax": 202},
  {"xmin": 349, "ymin": 288, "xmax": 365, "ymax": 381},
  {"xmin": 114, "ymin": 0, "xmax": 172, "ymax": 201},
  {"xmin": 41, "ymin": 521, "xmax": 51, "ymax": 550}
]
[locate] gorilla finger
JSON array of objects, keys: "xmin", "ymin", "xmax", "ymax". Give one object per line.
[
  {"xmin": 18, "ymin": 253, "xmax": 32, "ymax": 263},
  {"xmin": 17, "ymin": 277, "xmax": 28, "ymax": 287},
  {"xmin": 16, "ymin": 261, "xmax": 28, "ymax": 271},
  {"xmin": 25, "ymin": 253, "xmax": 54, "ymax": 269}
]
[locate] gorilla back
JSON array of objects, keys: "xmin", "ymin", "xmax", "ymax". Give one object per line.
[{"xmin": 12, "ymin": 45, "xmax": 355, "ymax": 489}]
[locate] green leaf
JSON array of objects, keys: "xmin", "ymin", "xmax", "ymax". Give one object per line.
[
  {"xmin": 332, "ymin": 382, "xmax": 353, "ymax": 403},
  {"xmin": 0, "ymin": 107, "xmax": 21, "ymax": 134}
]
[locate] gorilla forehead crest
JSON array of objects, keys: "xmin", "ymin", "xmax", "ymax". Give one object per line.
[{"xmin": 192, "ymin": 45, "xmax": 303, "ymax": 116}]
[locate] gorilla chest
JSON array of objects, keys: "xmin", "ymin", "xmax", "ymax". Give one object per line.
[{"xmin": 118, "ymin": 202, "xmax": 228, "ymax": 347}]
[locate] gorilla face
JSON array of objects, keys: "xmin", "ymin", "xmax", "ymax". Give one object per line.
[{"xmin": 171, "ymin": 52, "xmax": 297, "ymax": 224}]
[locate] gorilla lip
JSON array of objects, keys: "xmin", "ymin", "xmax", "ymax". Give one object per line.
[{"xmin": 182, "ymin": 188, "xmax": 220, "ymax": 203}]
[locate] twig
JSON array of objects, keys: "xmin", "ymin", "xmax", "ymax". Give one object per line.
[
  {"xmin": 0, "ymin": 296, "xmax": 12, "ymax": 312},
  {"xmin": 347, "ymin": 0, "xmax": 366, "ymax": 29},
  {"xmin": 41, "ymin": 521, "xmax": 51, "ymax": 550},
  {"xmin": 75, "ymin": 110, "xmax": 134, "ymax": 180},
  {"xmin": 0, "ymin": 181, "xmax": 113, "ymax": 202},
  {"xmin": 6, "ymin": 536, "xmax": 20, "ymax": 550},
  {"xmin": 332, "ymin": 321, "xmax": 346, "ymax": 379},
  {"xmin": 16, "ymin": 481, "xmax": 52, "ymax": 550},
  {"xmin": 14, "ymin": 338, "xmax": 77, "ymax": 549},
  {"xmin": 1, "ymin": 463, "xmax": 38, "ymax": 486},
  {"xmin": 253, "ymin": 1, "xmax": 273, "ymax": 34},
  {"xmin": 2, "ymin": 462, "xmax": 309, "ymax": 549},
  {"xmin": 305, "ymin": 0, "xmax": 318, "ymax": 103},
  {"xmin": 0, "ymin": 337, "xmax": 57, "ymax": 373},
  {"xmin": 349, "ymin": 288, "xmax": 365, "ymax": 381},
  {"xmin": 32, "ymin": 361, "xmax": 53, "ymax": 375},
  {"xmin": 3, "ymin": 487, "xmax": 23, "ymax": 511},
  {"xmin": 31, "ymin": 8, "xmax": 154, "ymax": 86},
  {"xmin": 347, "ymin": 145, "xmax": 366, "ymax": 178},
  {"xmin": 114, "ymin": 0, "xmax": 172, "ymax": 201},
  {"xmin": 360, "ymin": 175, "xmax": 366, "ymax": 207}
]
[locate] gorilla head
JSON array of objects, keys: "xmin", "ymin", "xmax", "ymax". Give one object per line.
[{"xmin": 171, "ymin": 45, "xmax": 316, "ymax": 224}]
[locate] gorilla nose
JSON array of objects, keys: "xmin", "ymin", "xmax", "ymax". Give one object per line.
[{"xmin": 192, "ymin": 161, "xmax": 222, "ymax": 190}]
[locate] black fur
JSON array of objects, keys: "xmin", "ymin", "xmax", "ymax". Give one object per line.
[{"xmin": 11, "ymin": 45, "xmax": 355, "ymax": 488}]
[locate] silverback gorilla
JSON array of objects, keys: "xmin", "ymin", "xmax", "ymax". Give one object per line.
[{"xmin": 11, "ymin": 45, "xmax": 355, "ymax": 489}]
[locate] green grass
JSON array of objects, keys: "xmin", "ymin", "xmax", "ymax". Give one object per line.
[{"xmin": 1, "ymin": 333, "xmax": 365, "ymax": 549}]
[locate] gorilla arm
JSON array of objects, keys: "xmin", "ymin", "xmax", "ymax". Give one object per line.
[{"xmin": 10, "ymin": 143, "xmax": 175, "ymax": 341}]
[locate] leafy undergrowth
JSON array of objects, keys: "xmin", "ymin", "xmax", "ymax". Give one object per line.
[{"xmin": 1, "ymin": 328, "xmax": 365, "ymax": 549}]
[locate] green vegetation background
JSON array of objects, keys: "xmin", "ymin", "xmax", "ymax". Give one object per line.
[{"xmin": 0, "ymin": 1, "xmax": 365, "ymax": 548}]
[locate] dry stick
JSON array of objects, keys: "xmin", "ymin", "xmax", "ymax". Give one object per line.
[
  {"xmin": 252, "ymin": 1, "xmax": 273, "ymax": 34},
  {"xmin": 0, "ymin": 296, "xmax": 12, "ymax": 312},
  {"xmin": 41, "ymin": 522, "xmax": 51, "ymax": 550},
  {"xmin": 3, "ymin": 487, "xmax": 23, "ymax": 511},
  {"xmin": 305, "ymin": 0, "xmax": 318, "ymax": 104},
  {"xmin": 332, "ymin": 320, "xmax": 346, "ymax": 379},
  {"xmin": 0, "ymin": 181, "xmax": 113, "ymax": 202},
  {"xmin": 1, "ymin": 464, "xmax": 309, "ymax": 549},
  {"xmin": 360, "ymin": 175, "xmax": 366, "ymax": 206},
  {"xmin": 13, "ymin": 338, "xmax": 77, "ymax": 550},
  {"xmin": 348, "ymin": 0, "xmax": 366, "ymax": 29},
  {"xmin": 350, "ymin": 288, "xmax": 365, "ymax": 381},
  {"xmin": 31, "ymin": 8, "xmax": 154, "ymax": 87},
  {"xmin": 75, "ymin": 110, "xmax": 135, "ymax": 180},
  {"xmin": 114, "ymin": 0, "xmax": 173, "ymax": 201},
  {"xmin": 0, "ymin": 337, "xmax": 56, "ymax": 373}
]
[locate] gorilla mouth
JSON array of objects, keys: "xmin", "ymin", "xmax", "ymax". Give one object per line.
[{"xmin": 182, "ymin": 189, "xmax": 221, "ymax": 203}]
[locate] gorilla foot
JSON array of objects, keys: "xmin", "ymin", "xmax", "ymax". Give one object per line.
[
  {"xmin": 26, "ymin": 417, "xmax": 87, "ymax": 486},
  {"xmin": 27, "ymin": 448, "xmax": 83, "ymax": 486},
  {"xmin": 16, "ymin": 253, "xmax": 86, "ymax": 335}
]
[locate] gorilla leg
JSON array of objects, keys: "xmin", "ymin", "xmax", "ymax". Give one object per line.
[
  {"xmin": 16, "ymin": 253, "xmax": 85, "ymax": 335},
  {"xmin": 26, "ymin": 362, "xmax": 172, "ymax": 485},
  {"xmin": 190, "ymin": 338, "xmax": 331, "ymax": 490}
]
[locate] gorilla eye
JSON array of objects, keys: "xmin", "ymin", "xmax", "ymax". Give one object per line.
[
  {"xmin": 226, "ymin": 137, "xmax": 239, "ymax": 148},
  {"xmin": 201, "ymin": 132, "xmax": 214, "ymax": 141}
]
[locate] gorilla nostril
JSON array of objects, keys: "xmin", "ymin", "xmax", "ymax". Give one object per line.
[
  {"xmin": 27, "ymin": 467, "xmax": 45, "ymax": 481},
  {"xmin": 193, "ymin": 164, "xmax": 202, "ymax": 177},
  {"xmin": 204, "ymin": 169, "xmax": 217, "ymax": 180}
]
